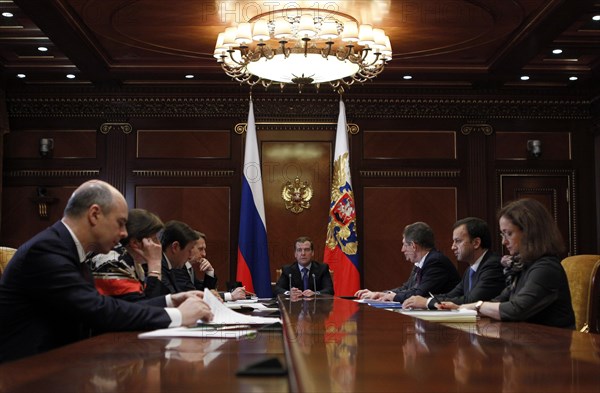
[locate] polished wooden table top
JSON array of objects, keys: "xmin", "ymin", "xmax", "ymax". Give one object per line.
[{"xmin": 1, "ymin": 296, "xmax": 599, "ymax": 392}]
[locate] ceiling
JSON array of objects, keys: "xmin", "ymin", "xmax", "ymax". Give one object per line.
[{"xmin": 1, "ymin": 0, "xmax": 599, "ymax": 97}]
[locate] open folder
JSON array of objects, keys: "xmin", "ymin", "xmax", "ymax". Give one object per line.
[{"xmin": 398, "ymin": 308, "xmax": 478, "ymax": 322}]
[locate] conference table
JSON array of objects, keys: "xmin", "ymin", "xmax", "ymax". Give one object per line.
[{"xmin": 1, "ymin": 296, "xmax": 599, "ymax": 392}]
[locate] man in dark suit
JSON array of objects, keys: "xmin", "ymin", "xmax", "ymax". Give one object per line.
[
  {"xmin": 273, "ymin": 236, "xmax": 334, "ymax": 296},
  {"xmin": 159, "ymin": 221, "xmax": 206, "ymax": 294},
  {"xmin": 402, "ymin": 217, "xmax": 505, "ymax": 309},
  {"xmin": 0, "ymin": 180, "xmax": 213, "ymax": 363},
  {"xmin": 161, "ymin": 223, "xmax": 246, "ymax": 301},
  {"xmin": 355, "ymin": 222, "xmax": 460, "ymax": 303}
]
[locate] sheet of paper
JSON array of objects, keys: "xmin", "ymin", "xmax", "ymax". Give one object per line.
[
  {"xmin": 202, "ymin": 288, "xmax": 281, "ymax": 325},
  {"xmin": 354, "ymin": 298, "xmax": 402, "ymax": 305},
  {"xmin": 398, "ymin": 308, "xmax": 477, "ymax": 322},
  {"xmin": 138, "ymin": 327, "xmax": 257, "ymax": 339},
  {"xmin": 224, "ymin": 302, "xmax": 268, "ymax": 310}
]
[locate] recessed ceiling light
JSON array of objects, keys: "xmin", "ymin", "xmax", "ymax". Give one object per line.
[
  {"xmin": 66, "ymin": 74, "xmax": 75, "ymax": 79},
  {"xmin": 592, "ymin": 15, "xmax": 600, "ymax": 21},
  {"xmin": 185, "ymin": 74, "xmax": 194, "ymax": 79},
  {"xmin": 520, "ymin": 75, "xmax": 530, "ymax": 81},
  {"xmin": 552, "ymin": 49, "xmax": 563, "ymax": 55},
  {"xmin": 403, "ymin": 75, "xmax": 412, "ymax": 80},
  {"xmin": 16, "ymin": 73, "xmax": 26, "ymax": 79},
  {"xmin": 2, "ymin": 12, "xmax": 14, "ymax": 18},
  {"xmin": 37, "ymin": 46, "xmax": 48, "ymax": 52},
  {"xmin": 569, "ymin": 76, "xmax": 578, "ymax": 81}
]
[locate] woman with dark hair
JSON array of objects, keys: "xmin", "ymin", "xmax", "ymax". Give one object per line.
[
  {"xmin": 456, "ymin": 198, "xmax": 575, "ymax": 328},
  {"xmin": 89, "ymin": 208, "xmax": 170, "ymax": 301}
]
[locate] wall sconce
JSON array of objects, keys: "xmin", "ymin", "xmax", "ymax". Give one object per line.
[
  {"xmin": 527, "ymin": 139, "xmax": 542, "ymax": 158},
  {"xmin": 30, "ymin": 187, "xmax": 58, "ymax": 219},
  {"xmin": 39, "ymin": 138, "xmax": 54, "ymax": 157}
]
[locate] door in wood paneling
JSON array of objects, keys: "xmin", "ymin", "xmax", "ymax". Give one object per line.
[
  {"xmin": 499, "ymin": 172, "xmax": 575, "ymax": 256},
  {"xmin": 260, "ymin": 139, "xmax": 332, "ymax": 277}
]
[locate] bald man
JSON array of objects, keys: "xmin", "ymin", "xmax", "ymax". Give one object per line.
[{"xmin": 0, "ymin": 180, "xmax": 212, "ymax": 363}]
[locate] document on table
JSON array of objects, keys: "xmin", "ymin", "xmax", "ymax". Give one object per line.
[
  {"xmin": 354, "ymin": 299, "xmax": 403, "ymax": 307},
  {"xmin": 224, "ymin": 302, "xmax": 268, "ymax": 310},
  {"xmin": 139, "ymin": 326, "xmax": 257, "ymax": 339},
  {"xmin": 398, "ymin": 308, "xmax": 477, "ymax": 322},
  {"xmin": 202, "ymin": 288, "xmax": 282, "ymax": 325}
]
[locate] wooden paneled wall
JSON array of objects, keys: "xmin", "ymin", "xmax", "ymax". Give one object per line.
[{"xmin": 1, "ymin": 92, "xmax": 597, "ymax": 291}]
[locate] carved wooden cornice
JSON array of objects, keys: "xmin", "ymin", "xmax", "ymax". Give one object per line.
[{"xmin": 5, "ymin": 96, "xmax": 591, "ymax": 120}]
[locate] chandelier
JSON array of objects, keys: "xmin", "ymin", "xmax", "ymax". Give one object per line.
[{"xmin": 214, "ymin": 8, "xmax": 392, "ymax": 93}]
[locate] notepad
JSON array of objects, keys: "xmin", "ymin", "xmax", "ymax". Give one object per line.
[{"xmin": 398, "ymin": 309, "xmax": 477, "ymax": 322}]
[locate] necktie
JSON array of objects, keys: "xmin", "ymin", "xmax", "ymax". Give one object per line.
[
  {"xmin": 468, "ymin": 268, "xmax": 475, "ymax": 291},
  {"xmin": 302, "ymin": 267, "xmax": 309, "ymax": 290},
  {"xmin": 414, "ymin": 266, "xmax": 422, "ymax": 285}
]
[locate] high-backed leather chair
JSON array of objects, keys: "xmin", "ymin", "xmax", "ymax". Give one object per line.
[
  {"xmin": 561, "ymin": 255, "xmax": 600, "ymax": 333},
  {"xmin": 0, "ymin": 247, "xmax": 17, "ymax": 277}
]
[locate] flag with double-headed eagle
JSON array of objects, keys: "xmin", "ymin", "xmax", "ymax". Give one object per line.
[{"xmin": 324, "ymin": 99, "xmax": 360, "ymax": 296}]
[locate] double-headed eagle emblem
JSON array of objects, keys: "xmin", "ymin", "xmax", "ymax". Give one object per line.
[{"xmin": 281, "ymin": 177, "xmax": 313, "ymax": 214}]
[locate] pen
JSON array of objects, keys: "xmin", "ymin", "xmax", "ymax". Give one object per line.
[{"xmin": 429, "ymin": 292, "xmax": 442, "ymax": 305}]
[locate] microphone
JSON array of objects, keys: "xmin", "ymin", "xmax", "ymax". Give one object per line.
[
  {"xmin": 312, "ymin": 273, "xmax": 317, "ymax": 295},
  {"xmin": 288, "ymin": 273, "xmax": 292, "ymax": 291}
]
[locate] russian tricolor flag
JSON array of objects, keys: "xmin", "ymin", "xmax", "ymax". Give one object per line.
[
  {"xmin": 236, "ymin": 99, "xmax": 273, "ymax": 298},
  {"xmin": 324, "ymin": 99, "xmax": 360, "ymax": 296}
]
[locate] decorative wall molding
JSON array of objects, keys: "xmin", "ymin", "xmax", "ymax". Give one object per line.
[
  {"xmin": 6, "ymin": 96, "xmax": 591, "ymax": 120},
  {"xmin": 132, "ymin": 170, "xmax": 234, "ymax": 177},
  {"xmin": 100, "ymin": 122, "xmax": 133, "ymax": 134},
  {"xmin": 460, "ymin": 123, "xmax": 494, "ymax": 135},
  {"xmin": 360, "ymin": 169, "xmax": 461, "ymax": 178},
  {"xmin": 234, "ymin": 121, "xmax": 359, "ymax": 134},
  {"xmin": 5, "ymin": 169, "xmax": 100, "ymax": 177}
]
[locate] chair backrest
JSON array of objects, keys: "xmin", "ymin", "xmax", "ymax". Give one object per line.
[
  {"xmin": 561, "ymin": 255, "xmax": 600, "ymax": 333},
  {"xmin": 0, "ymin": 247, "xmax": 18, "ymax": 276}
]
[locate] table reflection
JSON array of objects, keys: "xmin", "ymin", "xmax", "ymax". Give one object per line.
[{"xmin": 325, "ymin": 299, "xmax": 359, "ymax": 392}]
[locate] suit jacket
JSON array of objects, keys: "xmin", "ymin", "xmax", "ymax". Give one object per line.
[
  {"xmin": 0, "ymin": 221, "xmax": 171, "ymax": 363},
  {"xmin": 273, "ymin": 261, "xmax": 334, "ymax": 295},
  {"xmin": 495, "ymin": 255, "xmax": 575, "ymax": 328},
  {"xmin": 160, "ymin": 255, "xmax": 219, "ymax": 294},
  {"xmin": 390, "ymin": 249, "xmax": 460, "ymax": 303},
  {"xmin": 175, "ymin": 262, "xmax": 218, "ymax": 292},
  {"xmin": 431, "ymin": 251, "xmax": 505, "ymax": 308}
]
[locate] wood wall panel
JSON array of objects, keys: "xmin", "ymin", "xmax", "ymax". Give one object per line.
[
  {"xmin": 137, "ymin": 130, "xmax": 230, "ymax": 159},
  {"xmin": 134, "ymin": 186, "xmax": 231, "ymax": 288},
  {"xmin": 0, "ymin": 185, "xmax": 76, "ymax": 247},
  {"xmin": 496, "ymin": 132, "xmax": 571, "ymax": 160},
  {"xmin": 261, "ymin": 140, "xmax": 331, "ymax": 276},
  {"xmin": 3, "ymin": 131, "xmax": 96, "ymax": 159},
  {"xmin": 363, "ymin": 187, "xmax": 458, "ymax": 291},
  {"xmin": 363, "ymin": 131, "xmax": 456, "ymax": 159}
]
